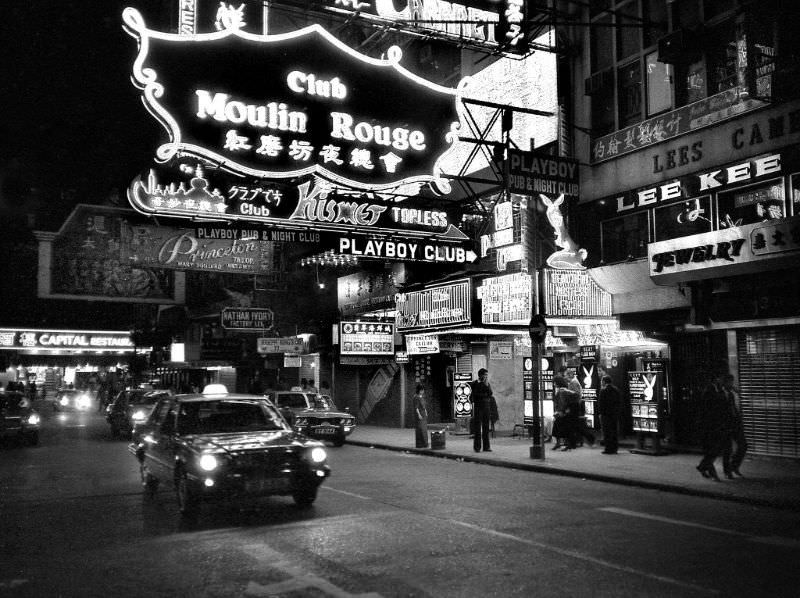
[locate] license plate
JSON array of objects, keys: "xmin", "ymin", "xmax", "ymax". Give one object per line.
[
  {"xmin": 313, "ymin": 426, "xmax": 338, "ymax": 435},
  {"xmin": 244, "ymin": 477, "xmax": 289, "ymax": 493}
]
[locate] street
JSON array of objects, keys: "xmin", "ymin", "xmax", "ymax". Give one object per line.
[{"xmin": 2, "ymin": 405, "xmax": 799, "ymax": 597}]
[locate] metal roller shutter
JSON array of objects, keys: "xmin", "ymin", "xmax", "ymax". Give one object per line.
[{"xmin": 737, "ymin": 327, "xmax": 800, "ymax": 458}]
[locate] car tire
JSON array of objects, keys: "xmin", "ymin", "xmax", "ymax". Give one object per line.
[
  {"xmin": 140, "ymin": 464, "xmax": 159, "ymax": 494},
  {"xmin": 26, "ymin": 431, "xmax": 39, "ymax": 446},
  {"xmin": 176, "ymin": 472, "xmax": 200, "ymax": 517},
  {"xmin": 292, "ymin": 485, "xmax": 318, "ymax": 509}
]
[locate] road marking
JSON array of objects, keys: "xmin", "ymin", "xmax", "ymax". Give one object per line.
[
  {"xmin": 243, "ymin": 544, "xmax": 383, "ymax": 598},
  {"xmin": 324, "ymin": 486, "xmax": 374, "ymax": 501},
  {"xmin": 600, "ymin": 507, "xmax": 800, "ymax": 548},
  {"xmin": 452, "ymin": 519, "xmax": 718, "ymax": 595}
]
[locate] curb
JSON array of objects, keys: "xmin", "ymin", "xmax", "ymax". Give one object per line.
[{"xmin": 346, "ymin": 439, "xmax": 799, "ymax": 512}]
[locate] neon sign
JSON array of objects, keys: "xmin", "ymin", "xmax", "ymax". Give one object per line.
[
  {"xmin": 129, "ymin": 160, "xmax": 468, "ymax": 240},
  {"xmin": 123, "ymin": 8, "xmax": 468, "ymax": 194}
]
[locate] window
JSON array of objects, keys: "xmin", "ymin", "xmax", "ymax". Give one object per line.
[
  {"xmin": 601, "ymin": 212, "xmax": 649, "ymax": 263},
  {"xmin": 717, "ymin": 179, "xmax": 785, "ymax": 228},
  {"xmin": 618, "ymin": 61, "xmax": 642, "ymax": 126},
  {"xmin": 653, "ymin": 196, "xmax": 713, "ymax": 241},
  {"xmin": 646, "ymin": 51, "xmax": 671, "ymax": 115}
]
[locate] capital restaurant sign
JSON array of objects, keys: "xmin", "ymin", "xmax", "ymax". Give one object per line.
[{"xmin": 124, "ymin": 8, "xmax": 469, "ymax": 226}]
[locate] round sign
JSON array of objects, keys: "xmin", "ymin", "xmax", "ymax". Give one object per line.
[{"xmin": 523, "ymin": 357, "xmax": 533, "ymax": 371}]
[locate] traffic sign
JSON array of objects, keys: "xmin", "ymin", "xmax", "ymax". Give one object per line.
[{"xmin": 528, "ymin": 314, "xmax": 547, "ymax": 344}]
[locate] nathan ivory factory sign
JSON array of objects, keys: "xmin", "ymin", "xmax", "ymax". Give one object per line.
[{"xmin": 123, "ymin": 8, "xmax": 471, "ymax": 242}]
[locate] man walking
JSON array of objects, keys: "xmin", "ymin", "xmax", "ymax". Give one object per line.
[
  {"xmin": 597, "ymin": 375, "xmax": 622, "ymax": 454},
  {"xmin": 471, "ymin": 368, "xmax": 494, "ymax": 453},
  {"xmin": 721, "ymin": 374, "xmax": 747, "ymax": 478}
]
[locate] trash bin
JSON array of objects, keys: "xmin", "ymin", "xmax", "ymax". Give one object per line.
[{"xmin": 429, "ymin": 425, "xmax": 446, "ymax": 450}]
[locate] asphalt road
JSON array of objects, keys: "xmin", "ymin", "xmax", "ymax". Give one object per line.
[{"xmin": 2, "ymin": 406, "xmax": 799, "ymax": 597}]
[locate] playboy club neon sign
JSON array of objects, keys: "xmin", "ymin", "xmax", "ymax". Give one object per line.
[{"xmin": 123, "ymin": 8, "xmax": 468, "ymax": 195}]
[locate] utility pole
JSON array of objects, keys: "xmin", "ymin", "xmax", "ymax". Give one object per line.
[{"xmin": 527, "ymin": 201, "xmax": 546, "ymax": 460}]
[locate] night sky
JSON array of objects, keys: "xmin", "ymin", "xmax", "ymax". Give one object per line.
[{"xmin": 1, "ymin": 1, "xmax": 174, "ymax": 222}]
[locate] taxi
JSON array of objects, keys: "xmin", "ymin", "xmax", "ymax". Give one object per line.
[{"xmin": 130, "ymin": 384, "xmax": 330, "ymax": 518}]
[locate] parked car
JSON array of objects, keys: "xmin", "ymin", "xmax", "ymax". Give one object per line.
[
  {"xmin": 0, "ymin": 391, "xmax": 41, "ymax": 446},
  {"xmin": 130, "ymin": 384, "xmax": 331, "ymax": 518},
  {"xmin": 106, "ymin": 388, "xmax": 171, "ymax": 437},
  {"xmin": 53, "ymin": 388, "xmax": 94, "ymax": 412},
  {"xmin": 267, "ymin": 390, "xmax": 356, "ymax": 447}
]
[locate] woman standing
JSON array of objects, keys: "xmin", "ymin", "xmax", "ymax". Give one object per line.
[{"xmin": 413, "ymin": 384, "xmax": 429, "ymax": 448}]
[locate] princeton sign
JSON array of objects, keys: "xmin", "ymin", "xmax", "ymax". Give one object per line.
[{"xmin": 124, "ymin": 8, "xmax": 466, "ymax": 200}]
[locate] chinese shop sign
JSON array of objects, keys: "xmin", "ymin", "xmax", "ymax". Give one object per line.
[
  {"xmin": 395, "ymin": 279, "xmax": 472, "ymax": 332},
  {"xmin": 0, "ymin": 329, "xmax": 134, "ymax": 352},
  {"xmin": 339, "ymin": 321, "xmax": 395, "ymax": 356}
]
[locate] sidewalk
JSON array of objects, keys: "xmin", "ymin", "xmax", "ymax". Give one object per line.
[{"xmin": 345, "ymin": 425, "xmax": 800, "ymax": 511}]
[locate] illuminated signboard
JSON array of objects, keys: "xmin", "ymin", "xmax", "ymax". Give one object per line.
[
  {"xmin": 119, "ymin": 223, "xmax": 276, "ymax": 274},
  {"xmin": 273, "ymin": 0, "xmax": 527, "ymax": 53},
  {"xmin": 0, "ymin": 329, "xmax": 135, "ymax": 352},
  {"xmin": 542, "ymin": 269, "xmax": 612, "ymax": 318},
  {"xmin": 406, "ymin": 334, "xmax": 440, "ymax": 354},
  {"xmin": 648, "ymin": 215, "xmax": 800, "ymax": 284},
  {"xmin": 339, "ymin": 321, "xmax": 395, "ymax": 355},
  {"xmin": 257, "ymin": 336, "xmax": 303, "ymax": 354},
  {"xmin": 129, "ymin": 161, "xmax": 468, "ymax": 241},
  {"xmin": 338, "ymin": 266, "xmax": 406, "ymax": 316},
  {"xmin": 221, "ymin": 308, "xmax": 274, "ymax": 330},
  {"xmin": 507, "ymin": 150, "xmax": 580, "ymax": 198},
  {"xmin": 479, "ymin": 273, "xmax": 531, "ymax": 325},
  {"xmin": 123, "ymin": 8, "xmax": 468, "ymax": 199},
  {"xmin": 395, "ymin": 279, "xmax": 472, "ymax": 331}
]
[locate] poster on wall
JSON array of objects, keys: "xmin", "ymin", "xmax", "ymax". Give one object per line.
[
  {"xmin": 628, "ymin": 371, "xmax": 663, "ymax": 434},
  {"xmin": 339, "ymin": 321, "xmax": 394, "ymax": 356}
]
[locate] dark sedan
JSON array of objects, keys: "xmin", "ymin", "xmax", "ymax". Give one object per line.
[
  {"xmin": 268, "ymin": 390, "xmax": 356, "ymax": 447},
  {"xmin": 106, "ymin": 388, "xmax": 171, "ymax": 437},
  {"xmin": 0, "ymin": 391, "xmax": 40, "ymax": 446},
  {"xmin": 130, "ymin": 385, "xmax": 331, "ymax": 518}
]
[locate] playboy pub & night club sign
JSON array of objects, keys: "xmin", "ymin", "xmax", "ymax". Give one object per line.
[{"xmin": 123, "ymin": 8, "xmax": 469, "ymax": 234}]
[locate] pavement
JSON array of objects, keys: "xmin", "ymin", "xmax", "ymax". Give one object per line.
[{"xmin": 345, "ymin": 424, "xmax": 800, "ymax": 511}]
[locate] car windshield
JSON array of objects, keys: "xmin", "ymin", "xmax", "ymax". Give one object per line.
[
  {"xmin": 131, "ymin": 391, "xmax": 167, "ymax": 406},
  {"xmin": 311, "ymin": 395, "xmax": 335, "ymax": 410},
  {"xmin": 0, "ymin": 392, "xmax": 25, "ymax": 409},
  {"xmin": 177, "ymin": 400, "xmax": 285, "ymax": 434}
]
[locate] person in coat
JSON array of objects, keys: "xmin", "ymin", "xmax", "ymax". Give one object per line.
[
  {"xmin": 471, "ymin": 368, "xmax": 494, "ymax": 452},
  {"xmin": 721, "ymin": 374, "xmax": 747, "ymax": 478},
  {"xmin": 553, "ymin": 375, "xmax": 580, "ymax": 450},
  {"xmin": 413, "ymin": 384, "xmax": 428, "ymax": 449},
  {"xmin": 597, "ymin": 375, "xmax": 622, "ymax": 454},
  {"xmin": 696, "ymin": 371, "xmax": 729, "ymax": 481}
]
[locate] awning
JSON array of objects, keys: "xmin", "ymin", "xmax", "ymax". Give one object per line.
[{"xmin": 588, "ymin": 260, "xmax": 691, "ymax": 314}]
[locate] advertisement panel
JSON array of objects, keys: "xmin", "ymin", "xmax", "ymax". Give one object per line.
[
  {"xmin": 395, "ymin": 279, "xmax": 472, "ymax": 332},
  {"xmin": 339, "ymin": 321, "xmax": 395, "ymax": 356},
  {"xmin": 406, "ymin": 335, "xmax": 440, "ymax": 355},
  {"xmin": 541, "ymin": 269, "xmax": 612, "ymax": 317},
  {"xmin": 0, "ymin": 329, "xmax": 135, "ymax": 353},
  {"xmin": 221, "ymin": 308, "xmax": 274, "ymax": 330}
]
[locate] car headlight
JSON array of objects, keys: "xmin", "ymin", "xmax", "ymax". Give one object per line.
[
  {"xmin": 199, "ymin": 454, "xmax": 218, "ymax": 471},
  {"xmin": 131, "ymin": 409, "xmax": 147, "ymax": 422},
  {"xmin": 27, "ymin": 413, "xmax": 40, "ymax": 426},
  {"xmin": 309, "ymin": 447, "xmax": 327, "ymax": 464},
  {"xmin": 60, "ymin": 397, "xmax": 69, "ymax": 406},
  {"xmin": 295, "ymin": 417, "xmax": 308, "ymax": 426},
  {"xmin": 77, "ymin": 395, "xmax": 92, "ymax": 409}
]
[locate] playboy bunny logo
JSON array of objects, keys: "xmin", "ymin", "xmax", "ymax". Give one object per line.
[
  {"xmin": 540, "ymin": 194, "xmax": 588, "ymax": 269},
  {"xmin": 642, "ymin": 373, "xmax": 656, "ymax": 401},
  {"xmin": 582, "ymin": 365, "xmax": 594, "ymax": 388}
]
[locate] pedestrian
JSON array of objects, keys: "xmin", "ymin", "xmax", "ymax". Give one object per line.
[
  {"xmin": 471, "ymin": 368, "xmax": 494, "ymax": 452},
  {"xmin": 696, "ymin": 370, "xmax": 729, "ymax": 481},
  {"xmin": 597, "ymin": 375, "xmax": 622, "ymax": 454},
  {"xmin": 552, "ymin": 375, "xmax": 580, "ymax": 450},
  {"xmin": 413, "ymin": 384, "xmax": 428, "ymax": 449},
  {"xmin": 721, "ymin": 374, "xmax": 747, "ymax": 478},
  {"xmin": 566, "ymin": 367, "xmax": 583, "ymax": 398}
]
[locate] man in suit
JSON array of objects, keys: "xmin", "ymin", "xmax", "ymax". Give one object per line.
[
  {"xmin": 598, "ymin": 375, "xmax": 622, "ymax": 454},
  {"xmin": 471, "ymin": 368, "xmax": 494, "ymax": 453}
]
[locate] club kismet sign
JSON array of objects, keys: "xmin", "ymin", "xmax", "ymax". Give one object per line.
[{"xmin": 123, "ymin": 8, "xmax": 467, "ymax": 207}]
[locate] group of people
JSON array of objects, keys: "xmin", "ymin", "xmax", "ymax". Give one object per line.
[
  {"xmin": 696, "ymin": 372, "xmax": 748, "ymax": 480},
  {"xmin": 552, "ymin": 366, "xmax": 611, "ymax": 452}
]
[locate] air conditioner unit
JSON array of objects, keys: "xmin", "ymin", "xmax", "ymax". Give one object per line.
[
  {"xmin": 584, "ymin": 69, "xmax": 613, "ymax": 96},
  {"xmin": 657, "ymin": 29, "xmax": 701, "ymax": 64}
]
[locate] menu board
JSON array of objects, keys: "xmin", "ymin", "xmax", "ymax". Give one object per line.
[
  {"xmin": 628, "ymin": 371, "xmax": 663, "ymax": 433},
  {"xmin": 339, "ymin": 321, "xmax": 394, "ymax": 356}
]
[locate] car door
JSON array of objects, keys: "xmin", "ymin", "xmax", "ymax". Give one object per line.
[{"xmin": 141, "ymin": 397, "xmax": 177, "ymax": 481}]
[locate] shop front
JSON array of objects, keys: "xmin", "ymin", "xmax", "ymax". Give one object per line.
[{"xmin": 0, "ymin": 328, "xmax": 137, "ymax": 401}]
